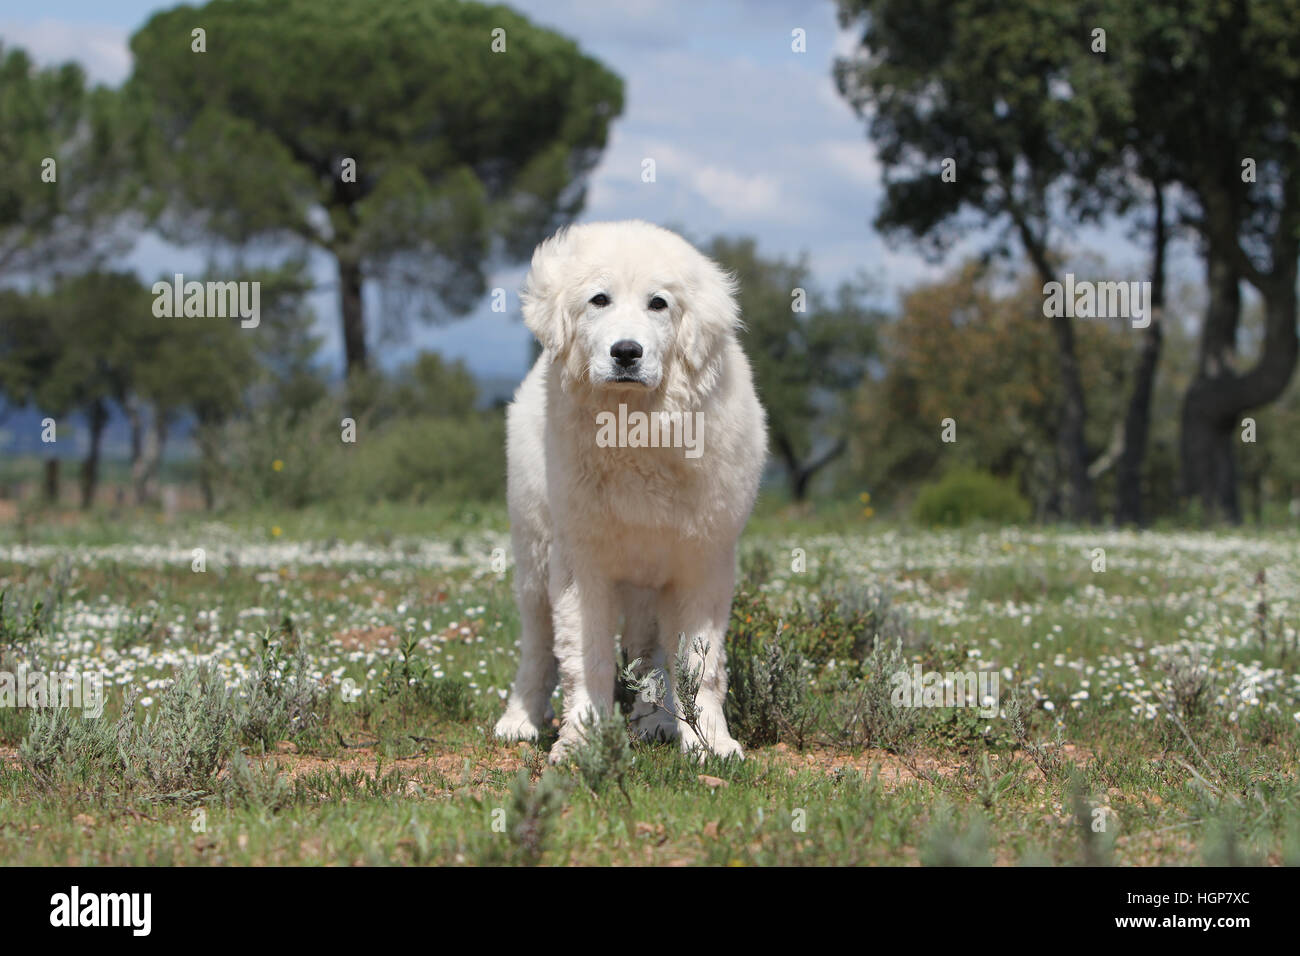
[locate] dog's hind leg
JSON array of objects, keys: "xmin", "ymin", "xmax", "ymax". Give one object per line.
[
  {"xmin": 621, "ymin": 587, "xmax": 678, "ymax": 741},
  {"xmin": 495, "ymin": 550, "xmax": 558, "ymax": 742}
]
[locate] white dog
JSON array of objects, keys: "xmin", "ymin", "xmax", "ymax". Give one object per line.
[{"xmin": 493, "ymin": 221, "xmax": 767, "ymax": 762}]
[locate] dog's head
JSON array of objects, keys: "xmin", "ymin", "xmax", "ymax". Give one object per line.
[{"xmin": 521, "ymin": 221, "xmax": 739, "ymax": 401}]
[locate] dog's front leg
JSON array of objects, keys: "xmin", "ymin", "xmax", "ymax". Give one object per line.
[
  {"xmin": 548, "ymin": 561, "xmax": 617, "ymax": 763},
  {"xmin": 660, "ymin": 560, "xmax": 743, "ymax": 760}
]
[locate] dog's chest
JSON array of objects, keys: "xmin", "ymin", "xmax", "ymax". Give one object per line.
[{"xmin": 550, "ymin": 417, "xmax": 709, "ymax": 533}]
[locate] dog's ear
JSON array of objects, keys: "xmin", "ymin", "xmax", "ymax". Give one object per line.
[
  {"xmin": 676, "ymin": 256, "xmax": 741, "ymax": 374},
  {"xmin": 521, "ymin": 229, "xmax": 576, "ymax": 357}
]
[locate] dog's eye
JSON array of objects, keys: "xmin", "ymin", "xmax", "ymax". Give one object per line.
[
  {"xmin": 589, "ymin": 293, "xmax": 610, "ymax": 308},
  {"xmin": 648, "ymin": 296, "xmax": 668, "ymax": 312}
]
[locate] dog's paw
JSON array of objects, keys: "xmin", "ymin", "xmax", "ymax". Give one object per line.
[
  {"xmin": 494, "ymin": 708, "xmax": 540, "ymax": 742},
  {"xmin": 706, "ymin": 735, "xmax": 744, "ymax": 760},
  {"xmin": 680, "ymin": 726, "xmax": 744, "ymax": 762},
  {"xmin": 547, "ymin": 729, "xmax": 584, "ymax": 765},
  {"xmin": 630, "ymin": 706, "xmax": 679, "ymax": 742}
]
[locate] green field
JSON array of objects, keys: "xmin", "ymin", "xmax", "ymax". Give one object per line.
[{"xmin": 1, "ymin": 505, "xmax": 1297, "ymax": 865}]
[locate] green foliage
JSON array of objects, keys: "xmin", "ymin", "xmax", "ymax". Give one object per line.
[
  {"xmin": 0, "ymin": 43, "xmax": 142, "ymax": 275},
  {"xmin": 212, "ymin": 393, "xmax": 505, "ymax": 510},
  {"xmin": 21, "ymin": 666, "xmax": 235, "ymax": 801},
  {"xmin": 724, "ymin": 629, "xmax": 816, "ymax": 750},
  {"xmin": 844, "ymin": 263, "xmax": 1141, "ymax": 518},
  {"xmin": 501, "ymin": 768, "xmax": 569, "ymax": 865},
  {"xmin": 824, "ymin": 636, "xmax": 920, "ymax": 752},
  {"xmin": 351, "ymin": 414, "xmax": 506, "ymax": 506},
  {"xmin": 235, "ymin": 635, "xmax": 326, "ymax": 751},
  {"xmin": 730, "ymin": 581, "xmax": 923, "ymax": 667},
  {"xmin": 919, "ymin": 806, "xmax": 992, "ymax": 866},
  {"xmin": 371, "ymin": 632, "xmax": 481, "ymax": 724},
  {"xmin": 708, "ymin": 236, "xmax": 879, "ymax": 500},
  {"xmin": 570, "ymin": 708, "xmax": 634, "ymax": 798},
  {"xmin": 130, "ymin": 667, "xmax": 235, "ymax": 797},
  {"xmin": 912, "ymin": 468, "xmax": 1032, "ymax": 527},
  {"xmin": 129, "ymin": 0, "xmax": 624, "ymax": 377},
  {"xmin": 726, "ymin": 586, "xmax": 926, "ymax": 752}
]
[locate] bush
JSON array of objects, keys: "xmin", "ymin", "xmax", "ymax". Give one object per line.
[
  {"xmin": 823, "ymin": 636, "xmax": 920, "ymax": 752},
  {"xmin": 131, "ymin": 667, "xmax": 235, "ymax": 797},
  {"xmin": 726, "ymin": 585, "xmax": 926, "ymax": 752},
  {"xmin": 235, "ymin": 636, "xmax": 326, "ymax": 751},
  {"xmin": 21, "ymin": 666, "xmax": 236, "ymax": 800},
  {"xmin": 348, "ymin": 414, "xmax": 505, "ymax": 505},
  {"xmin": 213, "ymin": 398, "xmax": 505, "ymax": 509},
  {"xmin": 570, "ymin": 708, "xmax": 634, "ymax": 797},
  {"xmin": 912, "ymin": 468, "xmax": 1031, "ymax": 527},
  {"xmin": 725, "ymin": 628, "xmax": 816, "ymax": 750}
]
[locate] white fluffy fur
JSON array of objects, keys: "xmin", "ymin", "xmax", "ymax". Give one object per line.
[{"xmin": 493, "ymin": 221, "xmax": 767, "ymax": 762}]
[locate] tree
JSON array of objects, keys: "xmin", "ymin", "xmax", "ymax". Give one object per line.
[
  {"xmin": 835, "ymin": 0, "xmax": 1110, "ymax": 521},
  {"xmin": 1063, "ymin": 12, "xmax": 1181, "ymax": 526},
  {"xmin": 0, "ymin": 44, "xmax": 151, "ymax": 505},
  {"xmin": 0, "ymin": 274, "xmax": 149, "ymax": 509},
  {"xmin": 128, "ymin": 0, "xmax": 623, "ymax": 379},
  {"xmin": 0, "ymin": 289, "xmax": 63, "ymax": 501},
  {"xmin": 849, "ymin": 263, "xmax": 1134, "ymax": 515},
  {"xmin": 0, "ymin": 43, "xmax": 145, "ymax": 275},
  {"xmin": 708, "ymin": 237, "xmax": 878, "ymax": 501},
  {"xmin": 1127, "ymin": 1, "xmax": 1300, "ymax": 523},
  {"xmin": 48, "ymin": 273, "xmax": 155, "ymax": 508}
]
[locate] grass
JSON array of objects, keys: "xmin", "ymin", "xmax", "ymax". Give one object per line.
[{"xmin": 1, "ymin": 501, "xmax": 1299, "ymax": 865}]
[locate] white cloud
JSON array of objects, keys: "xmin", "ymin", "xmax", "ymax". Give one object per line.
[
  {"xmin": 812, "ymin": 138, "xmax": 882, "ymax": 188},
  {"xmin": 0, "ymin": 19, "xmax": 131, "ymax": 85},
  {"xmin": 689, "ymin": 163, "xmax": 784, "ymax": 219}
]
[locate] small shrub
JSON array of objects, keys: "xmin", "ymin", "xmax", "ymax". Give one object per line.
[
  {"xmin": 213, "ymin": 398, "xmax": 505, "ymax": 510},
  {"xmin": 21, "ymin": 665, "xmax": 240, "ymax": 802},
  {"xmin": 919, "ymin": 807, "xmax": 991, "ymax": 866},
  {"xmin": 725, "ymin": 628, "xmax": 816, "ymax": 750},
  {"xmin": 739, "ymin": 546, "xmax": 775, "ymax": 591},
  {"xmin": 235, "ymin": 635, "xmax": 326, "ymax": 751},
  {"xmin": 20, "ymin": 704, "xmax": 125, "ymax": 791},
  {"xmin": 912, "ymin": 467, "xmax": 1031, "ymax": 527},
  {"xmin": 570, "ymin": 708, "xmax": 634, "ymax": 799},
  {"xmin": 620, "ymin": 636, "xmax": 713, "ymax": 750},
  {"xmin": 1159, "ymin": 651, "xmax": 1215, "ymax": 725},
  {"xmin": 823, "ymin": 583, "xmax": 927, "ymax": 662},
  {"xmin": 504, "ymin": 768, "xmax": 569, "ymax": 865},
  {"xmin": 823, "ymin": 636, "xmax": 919, "ymax": 752},
  {"xmin": 373, "ymin": 632, "xmax": 480, "ymax": 723},
  {"xmin": 131, "ymin": 667, "xmax": 236, "ymax": 798}
]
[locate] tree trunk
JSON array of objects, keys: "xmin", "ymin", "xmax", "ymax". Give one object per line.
[
  {"xmin": 1021, "ymin": 234, "xmax": 1098, "ymax": 523},
  {"xmin": 147, "ymin": 411, "xmax": 168, "ymax": 505},
  {"xmin": 43, "ymin": 458, "xmax": 60, "ymax": 504},
  {"xmin": 1179, "ymin": 226, "xmax": 1299, "ymax": 524},
  {"xmin": 133, "ymin": 407, "xmax": 165, "ymax": 505},
  {"xmin": 127, "ymin": 397, "xmax": 147, "ymax": 505},
  {"xmin": 776, "ymin": 434, "xmax": 845, "ymax": 502},
  {"xmin": 338, "ymin": 255, "xmax": 367, "ymax": 376},
  {"xmin": 1115, "ymin": 184, "xmax": 1167, "ymax": 526},
  {"xmin": 194, "ymin": 406, "xmax": 220, "ymax": 512},
  {"xmin": 199, "ymin": 466, "xmax": 215, "ymax": 512},
  {"xmin": 79, "ymin": 399, "xmax": 108, "ymax": 511}
]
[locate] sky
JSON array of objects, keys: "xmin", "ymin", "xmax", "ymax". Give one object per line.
[{"xmin": 0, "ymin": 0, "xmax": 1179, "ymax": 385}]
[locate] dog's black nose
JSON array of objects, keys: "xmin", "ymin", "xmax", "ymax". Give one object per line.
[{"xmin": 610, "ymin": 340, "xmax": 643, "ymax": 368}]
